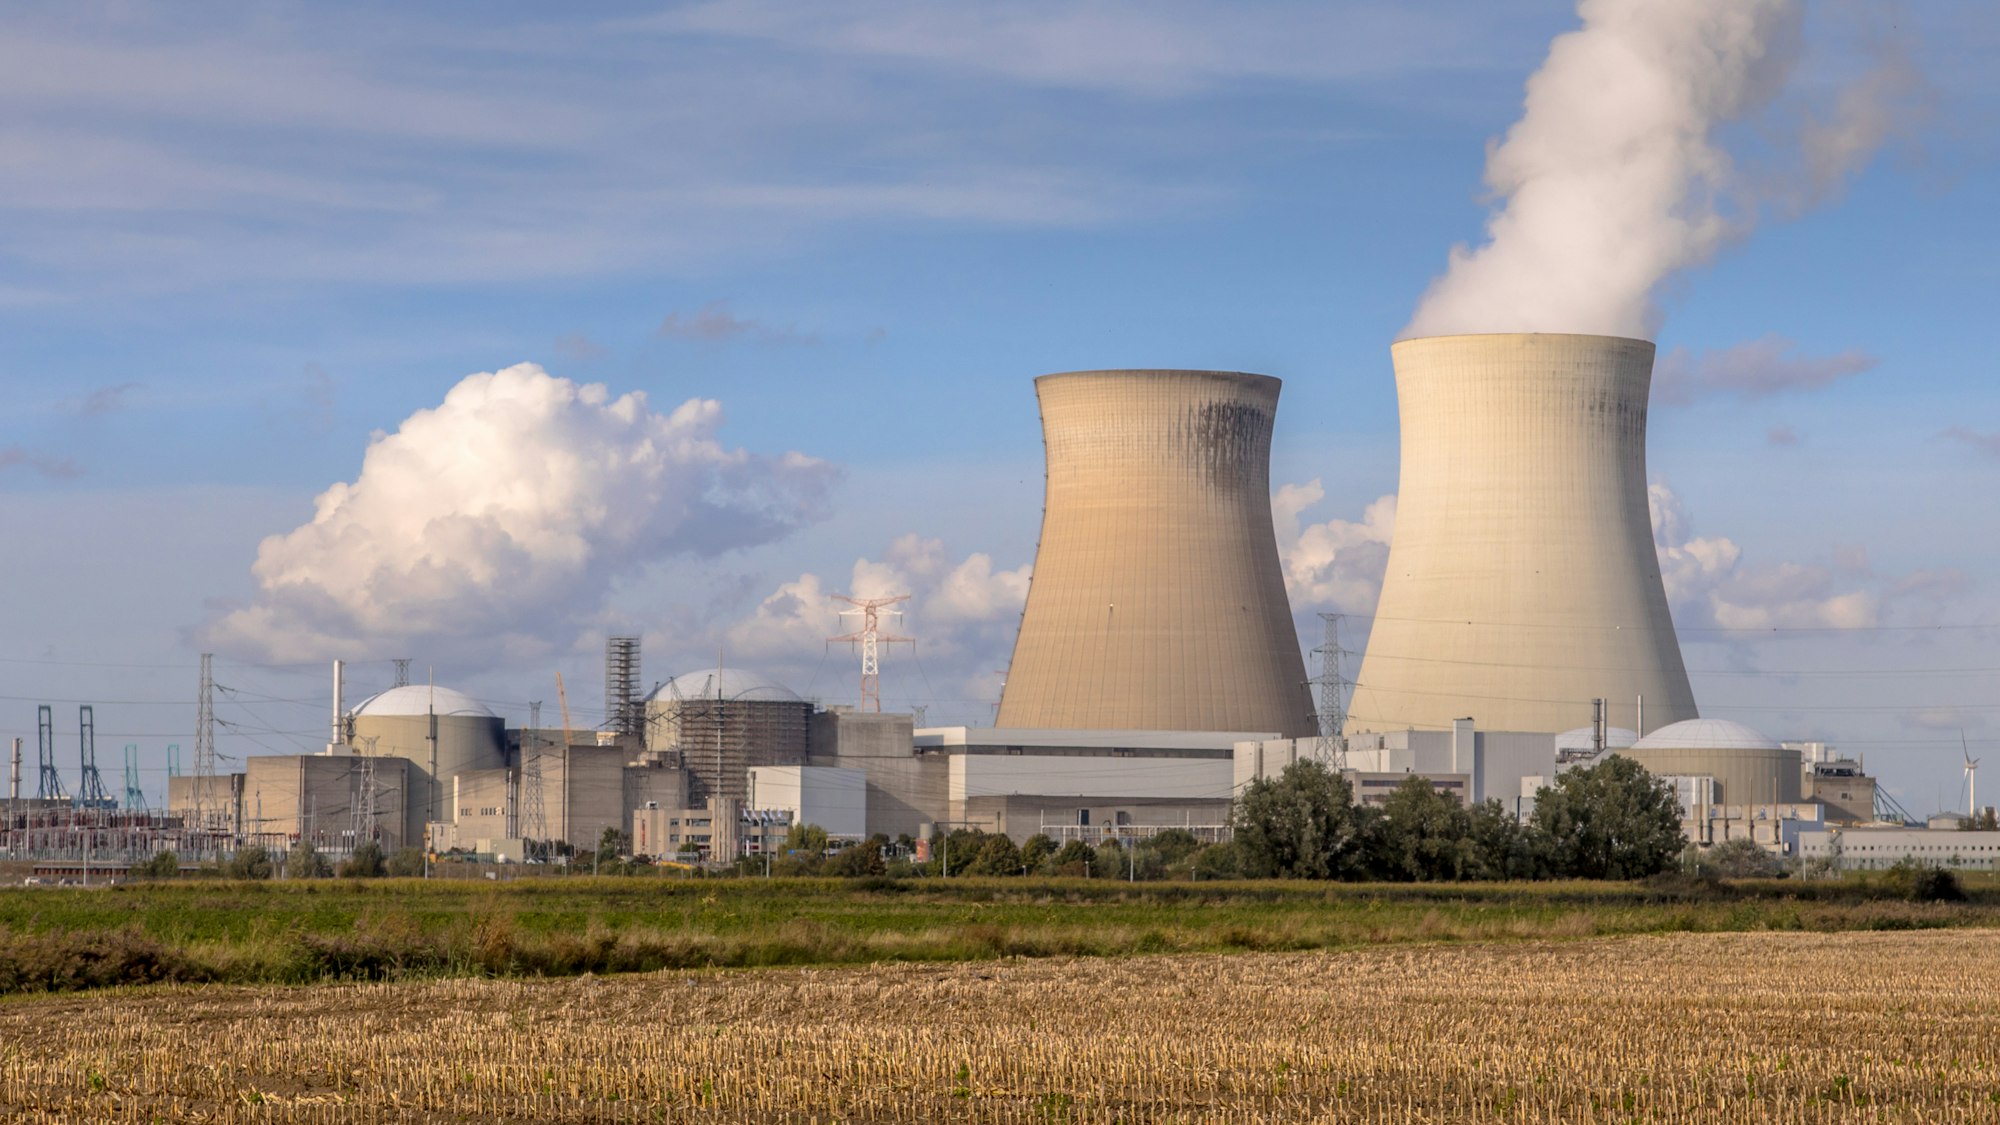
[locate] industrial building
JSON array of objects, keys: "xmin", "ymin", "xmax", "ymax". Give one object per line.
[
  {"xmin": 643, "ymin": 667, "xmax": 811, "ymax": 804},
  {"xmin": 1348, "ymin": 333, "xmax": 1699, "ymax": 737},
  {"xmin": 997, "ymin": 369, "xmax": 1315, "ymax": 738}
]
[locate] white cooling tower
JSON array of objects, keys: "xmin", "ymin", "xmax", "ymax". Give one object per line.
[
  {"xmin": 1347, "ymin": 333, "xmax": 1697, "ymax": 736},
  {"xmin": 996, "ymin": 370, "xmax": 1315, "ymax": 737}
]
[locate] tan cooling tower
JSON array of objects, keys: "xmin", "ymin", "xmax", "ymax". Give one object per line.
[
  {"xmin": 996, "ymin": 370, "xmax": 1314, "ymax": 736},
  {"xmin": 1346, "ymin": 333, "xmax": 1697, "ymax": 736}
]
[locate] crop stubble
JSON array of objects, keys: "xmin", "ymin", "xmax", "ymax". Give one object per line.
[{"xmin": 2, "ymin": 928, "xmax": 1997, "ymax": 1122}]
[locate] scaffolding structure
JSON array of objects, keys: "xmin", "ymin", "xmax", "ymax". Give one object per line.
[{"xmin": 605, "ymin": 636, "xmax": 643, "ymax": 741}]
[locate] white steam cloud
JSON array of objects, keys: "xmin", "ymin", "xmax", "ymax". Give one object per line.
[
  {"xmin": 201, "ymin": 363, "xmax": 838, "ymax": 663},
  {"xmin": 1404, "ymin": 0, "xmax": 1908, "ymax": 340}
]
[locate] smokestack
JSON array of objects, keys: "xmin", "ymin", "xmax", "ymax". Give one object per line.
[
  {"xmin": 1348, "ymin": 334, "xmax": 1697, "ymax": 735},
  {"xmin": 329, "ymin": 659, "xmax": 345, "ymax": 753},
  {"xmin": 997, "ymin": 370, "xmax": 1314, "ymax": 736},
  {"xmin": 1593, "ymin": 699, "xmax": 1606, "ymax": 755},
  {"xmin": 8, "ymin": 737, "xmax": 18, "ymax": 801}
]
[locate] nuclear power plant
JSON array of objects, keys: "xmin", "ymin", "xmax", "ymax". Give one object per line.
[
  {"xmin": 997, "ymin": 370, "xmax": 1315, "ymax": 738},
  {"xmin": 1346, "ymin": 333, "xmax": 1698, "ymax": 737},
  {"xmin": 2, "ymin": 340, "xmax": 1957, "ymax": 879}
]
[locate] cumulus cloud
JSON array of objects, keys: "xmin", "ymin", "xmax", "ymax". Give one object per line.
[
  {"xmin": 1653, "ymin": 335, "xmax": 1875, "ymax": 406},
  {"xmin": 0, "ymin": 445, "xmax": 83, "ymax": 478},
  {"xmin": 200, "ymin": 362, "xmax": 838, "ymax": 664},
  {"xmin": 1404, "ymin": 0, "xmax": 1914, "ymax": 339},
  {"xmin": 1271, "ymin": 480, "xmax": 1396, "ymax": 614},
  {"xmin": 1650, "ymin": 479, "xmax": 1963, "ymax": 632},
  {"xmin": 725, "ymin": 533, "xmax": 1030, "ymax": 714},
  {"xmin": 656, "ymin": 301, "xmax": 817, "ymax": 345}
]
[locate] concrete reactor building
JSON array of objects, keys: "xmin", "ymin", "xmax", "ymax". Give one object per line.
[
  {"xmin": 996, "ymin": 370, "xmax": 1314, "ymax": 737},
  {"xmin": 1347, "ymin": 334, "xmax": 1698, "ymax": 736}
]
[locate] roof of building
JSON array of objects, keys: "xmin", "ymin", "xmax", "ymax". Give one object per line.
[
  {"xmin": 647, "ymin": 667, "xmax": 802, "ymax": 704},
  {"xmin": 350, "ymin": 685, "xmax": 495, "ymax": 719},
  {"xmin": 1629, "ymin": 718, "xmax": 1781, "ymax": 752},
  {"xmin": 1554, "ymin": 726, "xmax": 1639, "ymax": 752}
]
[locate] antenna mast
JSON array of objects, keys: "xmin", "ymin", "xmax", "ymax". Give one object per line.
[{"xmin": 829, "ymin": 594, "xmax": 913, "ymax": 712}]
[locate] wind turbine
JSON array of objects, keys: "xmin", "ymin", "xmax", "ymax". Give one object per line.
[{"xmin": 1963, "ymin": 731, "xmax": 1980, "ymax": 821}]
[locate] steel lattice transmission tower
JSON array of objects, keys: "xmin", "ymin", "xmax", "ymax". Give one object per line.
[
  {"xmin": 35, "ymin": 705, "xmax": 66, "ymax": 801},
  {"xmin": 1312, "ymin": 613, "xmax": 1352, "ymax": 768},
  {"xmin": 193, "ymin": 653, "xmax": 216, "ymax": 830},
  {"xmin": 75, "ymin": 705, "xmax": 113, "ymax": 808},
  {"xmin": 392, "ymin": 658, "xmax": 412, "ymax": 688},
  {"xmin": 829, "ymin": 594, "xmax": 913, "ymax": 713},
  {"xmin": 353, "ymin": 738, "xmax": 379, "ymax": 846},
  {"xmin": 521, "ymin": 701, "xmax": 547, "ymax": 859}
]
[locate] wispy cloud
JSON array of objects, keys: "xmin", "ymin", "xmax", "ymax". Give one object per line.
[
  {"xmin": 72, "ymin": 381, "xmax": 145, "ymax": 416},
  {"xmin": 1654, "ymin": 335, "xmax": 1877, "ymax": 406},
  {"xmin": 657, "ymin": 301, "xmax": 818, "ymax": 346},
  {"xmin": 553, "ymin": 333, "xmax": 609, "ymax": 363},
  {"xmin": 1766, "ymin": 425, "xmax": 1801, "ymax": 447},
  {"xmin": 0, "ymin": 445, "xmax": 83, "ymax": 478},
  {"xmin": 1940, "ymin": 426, "xmax": 2000, "ymax": 457}
]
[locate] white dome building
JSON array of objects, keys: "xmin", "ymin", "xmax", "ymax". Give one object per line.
[
  {"xmin": 1617, "ymin": 718, "xmax": 1799, "ymax": 805},
  {"xmin": 349, "ymin": 684, "xmax": 507, "ymax": 841},
  {"xmin": 644, "ymin": 667, "xmax": 811, "ymax": 804}
]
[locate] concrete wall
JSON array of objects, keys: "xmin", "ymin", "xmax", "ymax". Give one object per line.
[
  {"xmin": 451, "ymin": 767, "xmax": 513, "ymax": 844},
  {"xmin": 964, "ymin": 795, "xmax": 1234, "ymax": 843},
  {"xmin": 949, "ymin": 754, "xmax": 1233, "ymax": 803},
  {"xmin": 1243, "ymin": 727, "xmax": 1560, "ymax": 809},
  {"xmin": 541, "ymin": 745, "xmax": 627, "ymax": 850},
  {"xmin": 167, "ymin": 773, "xmax": 244, "ymax": 833},
  {"xmin": 808, "ymin": 711, "xmax": 939, "ymax": 839},
  {"xmin": 350, "ymin": 712, "xmax": 505, "ymax": 842},
  {"xmin": 1348, "ymin": 334, "xmax": 1698, "ymax": 737},
  {"xmin": 996, "ymin": 370, "xmax": 1315, "ymax": 737},
  {"xmin": 748, "ymin": 765, "xmax": 868, "ymax": 839},
  {"xmin": 1800, "ymin": 828, "xmax": 2000, "ymax": 870},
  {"xmin": 1617, "ymin": 745, "xmax": 1802, "ymax": 806}
]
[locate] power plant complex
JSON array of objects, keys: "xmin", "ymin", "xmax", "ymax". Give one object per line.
[{"xmin": 5, "ymin": 336, "xmax": 1985, "ymax": 877}]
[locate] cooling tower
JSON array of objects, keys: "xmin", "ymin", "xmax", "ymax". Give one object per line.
[
  {"xmin": 996, "ymin": 370, "xmax": 1315, "ymax": 737},
  {"xmin": 1346, "ymin": 333, "xmax": 1697, "ymax": 736}
]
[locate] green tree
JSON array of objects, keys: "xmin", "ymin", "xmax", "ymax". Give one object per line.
[
  {"xmin": 1467, "ymin": 799, "xmax": 1545, "ymax": 880},
  {"xmin": 825, "ymin": 836, "xmax": 888, "ymax": 877},
  {"xmin": 785, "ymin": 823, "xmax": 831, "ymax": 856},
  {"xmin": 1531, "ymin": 756, "xmax": 1684, "ymax": 879},
  {"xmin": 1019, "ymin": 834, "xmax": 1057, "ymax": 874},
  {"xmin": 225, "ymin": 845, "xmax": 274, "ymax": 880},
  {"xmin": 1047, "ymin": 839, "xmax": 1094, "ymax": 877},
  {"xmin": 966, "ymin": 833, "xmax": 1025, "ymax": 876},
  {"xmin": 287, "ymin": 840, "xmax": 332, "ymax": 879},
  {"xmin": 1190, "ymin": 840, "xmax": 1245, "ymax": 880},
  {"xmin": 932, "ymin": 828, "xmax": 986, "ymax": 876},
  {"xmin": 132, "ymin": 850, "xmax": 180, "ymax": 880},
  {"xmin": 1232, "ymin": 760, "xmax": 1361, "ymax": 879},
  {"xmin": 1090, "ymin": 839, "xmax": 1130, "ymax": 879},
  {"xmin": 338, "ymin": 841, "xmax": 386, "ymax": 878},
  {"xmin": 594, "ymin": 827, "xmax": 631, "ymax": 874},
  {"xmin": 1705, "ymin": 837, "xmax": 1785, "ymax": 879},
  {"xmin": 1374, "ymin": 776, "xmax": 1479, "ymax": 881},
  {"xmin": 385, "ymin": 846, "xmax": 427, "ymax": 877}
]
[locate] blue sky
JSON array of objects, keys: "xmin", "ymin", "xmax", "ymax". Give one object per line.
[{"xmin": 2, "ymin": 1, "xmax": 1997, "ymax": 813}]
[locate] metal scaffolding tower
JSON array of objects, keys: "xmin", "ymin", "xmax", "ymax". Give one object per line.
[
  {"xmin": 829, "ymin": 594, "xmax": 913, "ymax": 712},
  {"xmin": 36, "ymin": 705, "xmax": 65, "ymax": 801},
  {"xmin": 605, "ymin": 636, "xmax": 642, "ymax": 741},
  {"xmin": 74, "ymin": 706, "xmax": 113, "ymax": 809},
  {"xmin": 1312, "ymin": 613, "xmax": 1352, "ymax": 769},
  {"xmin": 193, "ymin": 653, "xmax": 216, "ymax": 829}
]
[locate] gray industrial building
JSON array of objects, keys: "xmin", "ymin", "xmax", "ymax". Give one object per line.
[{"xmin": 643, "ymin": 668, "xmax": 811, "ymax": 804}]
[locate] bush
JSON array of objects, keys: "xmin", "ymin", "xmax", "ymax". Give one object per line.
[
  {"xmin": 0, "ymin": 929, "xmax": 207, "ymax": 993},
  {"xmin": 338, "ymin": 841, "xmax": 386, "ymax": 878},
  {"xmin": 965, "ymin": 833, "xmax": 1024, "ymax": 876},
  {"xmin": 1881, "ymin": 860, "xmax": 1966, "ymax": 903},
  {"xmin": 225, "ymin": 845, "xmax": 274, "ymax": 880},
  {"xmin": 1190, "ymin": 840, "xmax": 1245, "ymax": 880},
  {"xmin": 386, "ymin": 847, "xmax": 427, "ymax": 877},
  {"xmin": 1047, "ymin": 840, "xmax": 1093, "ymax": 877},
  {"xmin": 1019, "ymin": 834, "xmax": 1057, "ymax": 873},
  {"xmin": 1705, "ymin": 837, "xmax": 1786, "ymax": 880},
  {"xmin": 825, "ymin": 838, "xmax": 888, "ymax": 878},
  {"xmin": 131, "ymin": 850, "xmax": 180, "ymax": 880},
  {"xmin": 288, "ymin": 841, "xmax": 333, "ymax": 879}
]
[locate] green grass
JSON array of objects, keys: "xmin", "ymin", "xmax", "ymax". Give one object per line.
[{"xmin": 1, "ymin": 873, "xmax": 1996, "ymax": 994}]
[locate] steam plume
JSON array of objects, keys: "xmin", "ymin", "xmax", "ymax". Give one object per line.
[{"xmin": 1404, "ymin": 0, "xmax": 1904, "ymax": 340}]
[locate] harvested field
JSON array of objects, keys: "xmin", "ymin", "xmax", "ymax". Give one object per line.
[{"xmin": 4, "ymin": 929, "xmax": 1998, "ymax": 1122}]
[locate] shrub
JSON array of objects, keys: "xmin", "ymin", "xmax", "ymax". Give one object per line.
[
  {"xmin": 0, "ymin": 929, "xmax": 206, "ymax": 993},
  {"xmin": 1019, "ymin": 834, "xmax": 1058, "ymax": 873},
  {"xmin": 385, "ymin": 847, "xmax": 427, "ymax": 877},
  {"xmin": 288, "ymin": 841, "xmax": 333, "ymax": 879},
  {"xmin": 225, "ymin": 846, "xmax": 274, "ymax": 880},
  {"xmin": 1881, "ymin": 860, "xmax": 1966, "ymax": 903},
  {"xmin": 130, "ymin": 850, "xmax": 180, "ymax": 880},
  {"xmin": 1705, "ymin": 837, "xmax": 1786, "ymax": 880},
  {"xmin": 1047, "ymin": 840, "xmax": 1094, "ymax": 877},
  {"xmin": 338, "ymin": 841, "xmax": 386, "ymax": 878},
  {"xmin": 825, "ymin": 838, "xmax": 888, "ymax": 878},
  {"xmin": 965, "ymin": 833, "xmax": 1024, "ymax": 877}
]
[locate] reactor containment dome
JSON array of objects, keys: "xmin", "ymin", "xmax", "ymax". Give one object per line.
[
  {"xmin": 1347, "ymin": 333, "xmax": 1699, "ymax": 737},
  {"xmin": 996, "ymin": 369, "xmax": 1315, "ymax": 737}
]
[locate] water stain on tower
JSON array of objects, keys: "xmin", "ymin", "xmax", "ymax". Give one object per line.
[{"xmin": 997, "ymin": 370, "xmax": 1315, "ymax": 737}]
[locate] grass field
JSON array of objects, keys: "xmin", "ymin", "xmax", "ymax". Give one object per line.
[
  {"xmin": 1, "ymin": 874, "xmax": 1996, "ymax": 993},
  {"xmin": 3, "ymin": 928, "xmax": 1998, "ymax": 1122}
]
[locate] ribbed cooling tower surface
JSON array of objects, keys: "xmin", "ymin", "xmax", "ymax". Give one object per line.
[
  {"xmin": 1346, "ymin": 333, "xmax": 1698, "ymax": 736},
  {"xmin": 995, "ymin": 370, "xmax": 1315, "ymax": 737}
]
